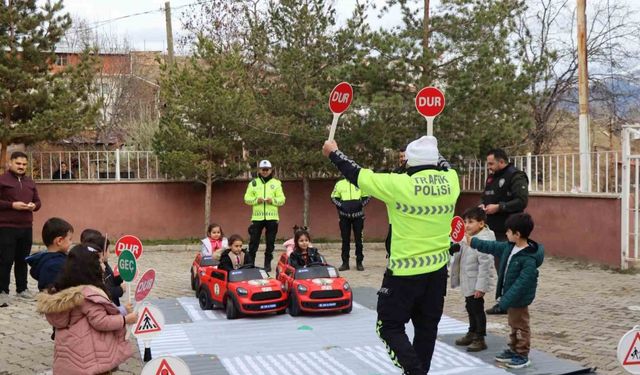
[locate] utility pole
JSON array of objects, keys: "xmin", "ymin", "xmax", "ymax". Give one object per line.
[
  {"xmin": 577, "ymin": 0, "xmax": 591, "ymax": 192},
  {"xmin": 422, "ymin": 0, "xmax": 430, "ymax": 83},
  {"xmin": 164, "ymin": 1, "xmax": 174, "ymax": 65}
]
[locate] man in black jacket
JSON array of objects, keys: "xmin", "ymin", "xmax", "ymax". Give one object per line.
[{"xmin": 480, "ymin": 148, "xmax": 529, "ymax": 314}]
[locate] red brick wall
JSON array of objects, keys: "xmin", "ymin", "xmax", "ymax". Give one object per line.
[{"xmin": 31, "ymin": 181, "xmax": 621, "ymax": 265}]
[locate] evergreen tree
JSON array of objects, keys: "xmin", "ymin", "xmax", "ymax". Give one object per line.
[
  {"xmin": 0, "ymin": 0, "xmax": 98, "ymax": 168},
  {"xmin": 153, "ymin": 38, "xmax": 256, "ymax": 232}
]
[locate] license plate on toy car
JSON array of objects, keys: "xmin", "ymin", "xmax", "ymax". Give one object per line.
[
  {"xmin": 321, "ymin": 286, "xmax": 332, "ymax": 290},
  {"xmin": 261, "ymin": 287, "xmax": 273, "ymax": 292},
  {"xmin": 318, "ymin": 302, "xmax": 337, "ymax": 308},
  {"xmin": 260, "ymin": 304, "xmax": 277, "ymax": 309}
]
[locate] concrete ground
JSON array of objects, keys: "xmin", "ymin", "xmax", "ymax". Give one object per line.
[{"xmin": 0, "ymin": 244, "xmax": 636, "ymax": 374}]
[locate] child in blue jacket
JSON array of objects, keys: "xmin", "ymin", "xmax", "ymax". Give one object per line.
[{"xmin": 467, "ymin": 213, "xmax": 544, "ymax": 369}]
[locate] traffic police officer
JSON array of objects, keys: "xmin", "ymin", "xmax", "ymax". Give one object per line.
[
  {"xmin": 323, "ymin": 136, "xmax": 459, "ymax": 375},
  {"xmin": 244, "ymin": 160, "xmax": 286, "ymax": 272},
  {"xmin": 331, "ymin": 178, "xmax": 370, "ymax": 271}
]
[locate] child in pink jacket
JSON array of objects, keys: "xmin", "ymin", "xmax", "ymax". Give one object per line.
[
  {"xmin": 283, "ymin": 225, "xmax": 312, "ymax": 256},
  {"xmin": 36, "ymin": 245, "xmax": 137, "ymax": 375}
]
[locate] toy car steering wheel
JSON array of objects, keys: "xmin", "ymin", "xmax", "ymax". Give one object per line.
[
  {"xmin": 305, "ymin": 261, "xmax": 325, "ymax": 267},
  {"xmin": 238, "ymin": 264, "xmax": 255, "ymax": 270}
]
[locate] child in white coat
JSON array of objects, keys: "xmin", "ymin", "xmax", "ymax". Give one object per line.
[
  {"xmin": 201, "ymin": 223, "xmax": 228, "ymax": 259},
  {"xmin": 451, "ymin": 207, "xmax": 496, "ymax": 352}
]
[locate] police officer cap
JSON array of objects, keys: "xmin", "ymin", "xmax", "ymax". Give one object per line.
[
  {"xmin": 406, "ymin": 136, "xmax": 439, "ymax": 167},
  {"xmin": 258, "ymin": 160, "xmax": 272, "ymax": 168}
]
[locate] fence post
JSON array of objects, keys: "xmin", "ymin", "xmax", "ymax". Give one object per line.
[
  {"xmin": 526, "ymin": 152, "xmax": 532, "ymax": 192},
  {"xmin": 115, "ymin": 148, "xmax": 121, "ymax": 182},
  {"xmin": 621, "ymin": 127, "xmax": 631, "ymax": 270}
]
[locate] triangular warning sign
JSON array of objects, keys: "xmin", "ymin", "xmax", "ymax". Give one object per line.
[
  {"xmin": 624, "ymin": 332, "xmax": 640, "ymax": 365},
  {"xmin": 134, "ymin": 307, "xmax": 162, "ymax": 335},
  {"xmin": 155, "ymin": 358, "xmax": 176, "ymax": 375}
]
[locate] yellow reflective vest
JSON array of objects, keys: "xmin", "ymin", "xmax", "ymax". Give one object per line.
[
  {"xmin": 358, "ymin": 167, "xmax": 460, "ymax": 276},
  {"xmin": 243, "ymin": 177, "xmax": 286, "ymax": 221}
]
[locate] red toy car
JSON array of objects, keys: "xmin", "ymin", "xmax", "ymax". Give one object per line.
[
  {"xmin": 196, "ymin": 265, "xmax": 288, "ymax": 319},
  {"xmin": 276, "ymin": 253, "xmax": 352, "ymax": 316},
  {"xmin": 190, "ymin": 254, "xmax": 218, "ymax": 296}
]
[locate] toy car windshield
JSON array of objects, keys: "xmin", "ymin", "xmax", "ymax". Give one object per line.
[
  {"xmin": 200, "ymin": 256, "xmax": 217, "ymax": 267},
  {"xmin": 294, "ymin": 266, "xmax": 338, "ymax": 280},
  {"xmin": 228, "ymin": 268, "xmax": 269, "ymax": 282}
]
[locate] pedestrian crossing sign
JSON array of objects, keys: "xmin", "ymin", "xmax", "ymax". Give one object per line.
[
  {"xmin": 141, "ymin": 356, "xmax": 191, "ymax": 375},
  {"xmin": 624, "ymin": 332, "xmax": 640, "ymax": 365},
  {"xmin": 132, "ymin": 304, "xmax": 165, "ymax": 340},
  {"xmin": 155, "ymin": 358, "xmax": 175, "ymax": 375},
  {"xmin": 618, "ymin": 327, "xmax": 640, "ymax": 373}
]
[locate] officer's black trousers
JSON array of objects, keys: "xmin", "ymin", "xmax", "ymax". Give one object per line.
[
  {"xmin": 339, "ymin": 216, "xmax": 364, "ymax": 263},
  {"xmin": 376, "ymin": 265, "xmax": 447, "ymax": 375},
  {"xmin": 248, "ymin": 220, "xmax": 278, "ymax": 264}
]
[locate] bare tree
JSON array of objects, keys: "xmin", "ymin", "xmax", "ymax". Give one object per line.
[
  {"xmin": 61, "ymin": 19, "xmax": 161, "ymax": 150},
  {"xmin": 517, "ymin": 0, "xmax": 640, "ymax": 154}
]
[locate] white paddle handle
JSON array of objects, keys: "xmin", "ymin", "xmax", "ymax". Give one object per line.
[
  {"xmin": 328, "ymin": 113, "xmax": 340, "ymax": 141},
  {"xmin": 425, "ymin": 116, "xmax": 434, "ymax": 136}
]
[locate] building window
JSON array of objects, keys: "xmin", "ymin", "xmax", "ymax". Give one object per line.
[{"xmin": 55, "ymin": 54, "xmax": 68, "ymax": 66}]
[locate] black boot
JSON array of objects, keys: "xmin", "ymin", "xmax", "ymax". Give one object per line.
[
  {"xmin": 356, "ymin": 261, "xmax": 364, "ymax": 271},
  {"xmin": 486, "ymin": 304, "xmax": 506, "ymax": 315},
  {"xmin": 264, "ymin": 259, "xmax": 272, "ymax": 273},
  {"xmin": 339, "ymin": 262, "xmax": 349, "ymax": 271}
]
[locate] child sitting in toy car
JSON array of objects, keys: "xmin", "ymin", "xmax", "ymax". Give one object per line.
[
  {"xmin": 288, "ymin": 228, "xmax": 324, "ymax": 269},
  {"xmin": 218, "ymin": 234, "xmax": 254, "ymax": 272}
]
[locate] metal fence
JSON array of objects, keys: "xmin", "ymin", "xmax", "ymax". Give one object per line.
[
  {"xmin": 28, "ymin": 150, "xmax": 162, "ymax": 181},
  {"xmin": 458, "ymin": 150, "xmax": 622, "ymax": 194}
]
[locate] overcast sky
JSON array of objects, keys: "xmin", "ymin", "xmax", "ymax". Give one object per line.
[{"xmin": 60, "ymin": 0, "xmax": 640, "ymax": 53}]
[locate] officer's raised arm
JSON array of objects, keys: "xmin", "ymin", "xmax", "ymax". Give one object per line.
[{"xmin": 322, "ymin": 140, "xmax": 362, "ymax": 186}]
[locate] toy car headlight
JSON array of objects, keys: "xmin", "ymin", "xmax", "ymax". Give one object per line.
[
  {"xmin": 297, "ymin": 284, "xmax": 307, "ymax": 293},
  {"xmin": 237, "ymin": 287, "xmax": 248, "ymax": 296},
  {"xmin": 343, "ymin": 282, "xmax": 350, "ymax": 291}
]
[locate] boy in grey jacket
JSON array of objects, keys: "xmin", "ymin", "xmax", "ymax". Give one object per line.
[{"xmin": 451, "ymin": 207, "xmax": 495, "ymax": 352}]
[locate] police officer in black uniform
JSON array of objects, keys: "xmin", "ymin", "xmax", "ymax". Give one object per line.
[{"xmin": 480, "ymin": 148, "xmax": 529, "ymax": 314}]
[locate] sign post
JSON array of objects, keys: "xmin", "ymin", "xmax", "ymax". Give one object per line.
[
  {"xmin": 415, "ymin": 87, "xmax": 445, "ymax": 136},
  {"xmin": 118, "ymin": 250, "xmax": 137, "ymax": 304},
  {"xmin": 328, "ymin": 82, "xmax": 353, "ymax": 141},
  {"xmin": 133, "ymin": 304, "xmax": 165, "ymax": 363}
]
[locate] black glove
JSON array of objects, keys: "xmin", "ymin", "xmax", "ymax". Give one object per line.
[{"xmin": 448, "ymin": 243, "xmax": 461, "ymax": 255}]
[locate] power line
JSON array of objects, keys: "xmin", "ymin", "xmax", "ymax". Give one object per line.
[{"xmin": 68, "ymin": 0, "xmax": 210, "ymax": 33}]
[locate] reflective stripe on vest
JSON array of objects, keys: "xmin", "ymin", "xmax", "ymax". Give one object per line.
[{"xmin": 388, "ymin": 249, "xmax": 449, "ymax": 271}]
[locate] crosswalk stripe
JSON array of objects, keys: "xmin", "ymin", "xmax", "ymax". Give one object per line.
[
  {"xmin": 287, "ymin": 352, "xmax": 316, "ymax": 375},
  {"xmin": 221, "ymin": 358, "xmax": 240, "ymax": 375},
  {"xmin": 244, "ymin": 354, "xmax": 266, "ymax": 375},
  {"xmin": 276, "ymin": 353, "xmax": 301, "ymax": 374},
  {"xmin": 357, "ymin": 346, "xmax": 400, "ymax": 373},
  {"xmin": 346, "ymin": 347, "xmax": 386, "ymax": 373},
  {"xmin": 204, "ymin": 310, "xmax": 218, "ymax": 320},
  {"xmin": 185, "ymin": 304, "xmax": 203, "ymax": 321},
  {"xmin": 253, "ymin": 356, "xmax": 277, "ymax": 375},
  {"xmin": 235, "ymin": 356, "xmax": 253, "ymax": 375},
  {"xmin": 308, "ymin": 351, "xmax": 343, "ymax": 375},
  {"xmin": 299, "ymin": 351, "xmax": 331, "ymax": 375},
  {"xmin": 317, "ymin": 351, "xmax": 357, "ymax": 375}
]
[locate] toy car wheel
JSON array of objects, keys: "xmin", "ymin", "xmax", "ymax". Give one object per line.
[
  {"xmin": 226, "ymin": 295, "xmax": 239, "ymax": 320},
  {"xmin": 198, "ymin": 288, "xmax": 213, "ymax": 310},
  {"xmin": 288, "ymin": 292, "xmax": 301, "ymax": 316},
  {"xmin": 342, "ymin": 302, "xmax": 353, "ymax": 314},
  {"xmin": 194, "ymin": 278, "xmax": 200, "ymax": 298},
  {"xmin": 190, "ymin": 269, "xmax": 196, "ymax": 290}
]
